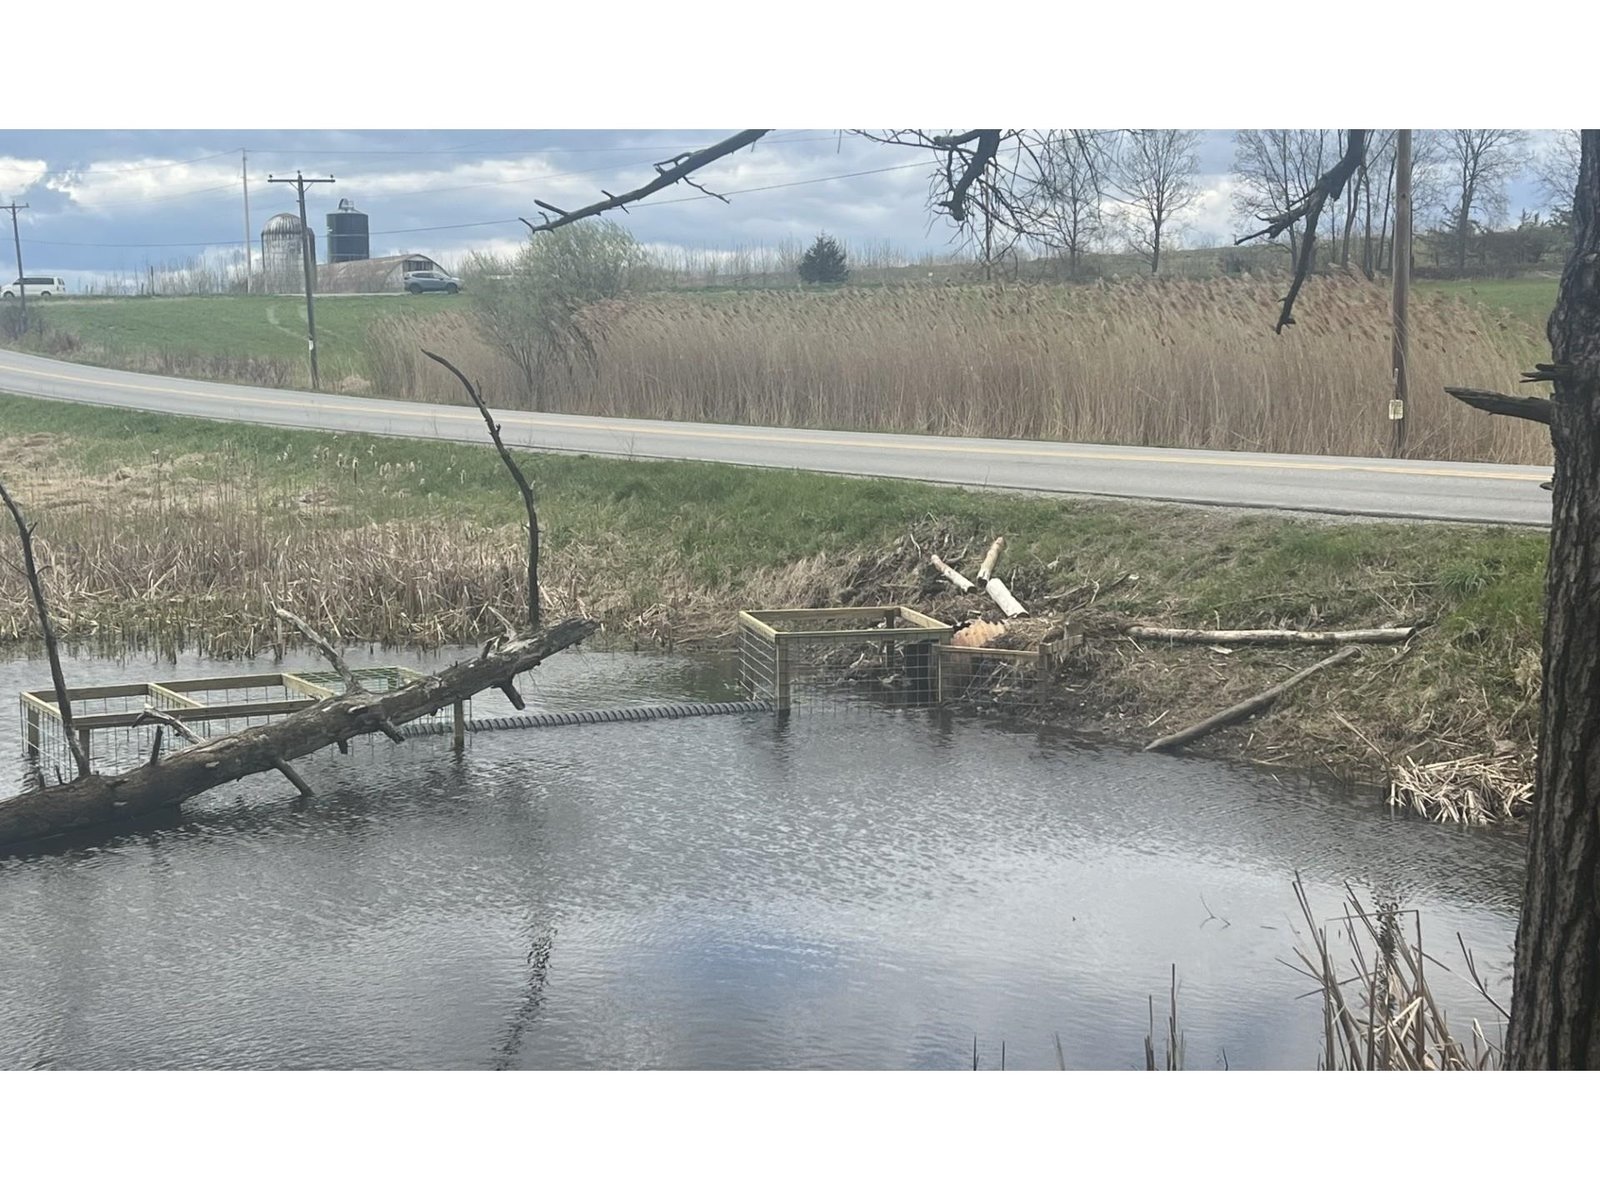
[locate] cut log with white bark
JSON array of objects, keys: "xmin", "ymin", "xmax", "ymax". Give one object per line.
[
  {"xmin": 0, "ymin": 619, "xmax": 597, "ymax": 849},
  {"xmin": 977, "ymin": 537, "xmax": 1005, "ymax": 583},
  {"xmin": 985, "ymin": 578, "xmax": 1028, "ymax": 619},
  {"xmin": 1122, "ymin": 625, "xmax": 1415, "ymax": 647},
  {"xmin": 930, "ymin": 554, "xmax": 976, "ymax": 593},
  {"xmin": 1143, "ymin": 646, "xmax": 1361, "ymax": 754}
]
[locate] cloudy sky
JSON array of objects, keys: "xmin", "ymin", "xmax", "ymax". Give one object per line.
[{"xmin": 0, "ymin": 128, "xmax": 1565, "ymax": 286}]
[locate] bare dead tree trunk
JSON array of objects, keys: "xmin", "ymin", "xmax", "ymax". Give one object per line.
[
  {"xmin": 1, "ymin": 479, "xmax": 91, "ymax": 778},
  {"xmin": 423, "ymin": 350, "xmax": 540, "ymax": 631}
]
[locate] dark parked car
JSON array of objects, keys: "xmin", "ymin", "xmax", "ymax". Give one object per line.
[{"xmin": 403, "ymin": 270, "xmax": 461, "ymax": 295}]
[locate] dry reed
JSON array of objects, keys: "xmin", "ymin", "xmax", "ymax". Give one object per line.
[
  {"xmin": 366, "ymin": 271, "xmax": 1549, "ymax": 464},
  {"xmin": 1388, "ymin": 752, "xmax": 1535, "ymax": 824},
  {"xmin": 1289, "ymin": 874, "xmax": 1505, "ymax": 1069}
]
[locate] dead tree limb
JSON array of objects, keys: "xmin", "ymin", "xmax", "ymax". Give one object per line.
[
  {"xmin": 1237, "ymin": 130, "xmax": 1369, "ymax": 333},
  {"xmin": 1123, "ymin": 625, "xmax": 1415, "ymax": 647},
  {"xmin": 0, "ymin": 619, "xmax": 598, "ymax": 849},
  {"xmin": 423, "ymin": 350, "xmax": 541, "ymax": 629},
  {"xmin": 518, "ymin": 130, "xmax": 770, "ymax": 232},
  {"xmin": 1, "ymin": 478, "xmax": 91, "ymax": 778},
  {"xmin": 137, "ymin": 705, "xmax": 315, "ymax": 800},
  {"xmin": 1143, "ymin": 646, "xmax": 1361, "ymax": 754},
  {"xmin": 275, "ymin": 603, "xmax": 405, "ymax": 743},
  {"xmin": 1444, "ymin": 387, "xmax": 1555, "ymax": 426}
]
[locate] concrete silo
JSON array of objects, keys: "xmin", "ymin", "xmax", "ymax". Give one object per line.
[{"xmin": 261, "ymin": 212, "xmax": 315, "ymax": 294}]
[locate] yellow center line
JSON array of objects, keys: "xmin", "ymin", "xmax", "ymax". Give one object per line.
[{"xmin": 4, "ymin": 358, "xmax": 1550, "ymax": 484}]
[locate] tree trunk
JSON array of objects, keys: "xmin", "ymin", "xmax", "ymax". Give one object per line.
[
  {"xmin": 1150, "ymin": 219, "xmax": 1162, "ymax": 275},
  {"xmin": 1508, "ymin": 130, "xmax": 1600, "ymax": 1070}
]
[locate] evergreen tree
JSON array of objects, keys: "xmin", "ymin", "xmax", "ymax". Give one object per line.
[{"xmin": 797, "ymin": 233, "xmax": 849, "ymax": 284}]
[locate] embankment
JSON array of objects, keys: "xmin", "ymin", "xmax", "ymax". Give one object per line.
[{"xmin": 0, "ymin": 393, "xmax": 1546, "ymax": 812}]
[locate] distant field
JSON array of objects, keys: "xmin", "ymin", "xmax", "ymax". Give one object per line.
[
  {"xmin": 34, "ymin": 293, "xmax": 463, "ymax": 388},
  {"xmin": 1416, "ymin": 277, "xmax": 1558, "ymax": 332}
]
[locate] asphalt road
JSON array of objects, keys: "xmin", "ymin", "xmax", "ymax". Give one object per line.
[{"xmin": 0, "ymin": 347, "xmax": 1553, "ymax": 526}]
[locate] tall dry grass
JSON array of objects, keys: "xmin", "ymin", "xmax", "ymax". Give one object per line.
[{"xmin": 367, "ymin": 272, "xmax": 1550, "ymax": 464}]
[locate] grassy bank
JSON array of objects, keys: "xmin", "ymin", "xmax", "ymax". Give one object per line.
[
  {"xmin": 1416, "ymin": 276, "xmax": 1560, "ymax": 329},
  {"xmin": 9, "ymin": 273, "xmax": 1552, "ymax": 464},
  {"xmin": 0, "ymin": 392, "xmax": 1546, "ymax": 795}
]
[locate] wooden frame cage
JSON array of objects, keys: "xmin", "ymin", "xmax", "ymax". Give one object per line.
[{"xmin": 17, "ymin": 666, "xmax": 470, "ymax": 777}]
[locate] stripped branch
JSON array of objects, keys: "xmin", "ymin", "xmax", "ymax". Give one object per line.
[
  {"xmin": 1237, "ymin": 130, "xmax": 1369, "ymax": 332},
  {"xmin": 930, "ymin": 554, "xmax": 976, "ymax": 593},
  {"xmin": 1123, "ymin": 625, "xmax": 1415, "ymax": 646},
  {"xmin": 424, "ymin": 350, "xmax": 541, "ymax": 628},
  {"xmin": 1144, "ymin": 646, "xmax": 1361, "ymax": 753},
  {"xmin": 519, "ymin": 129, "xmax": 770, "ymax": 232},
  {"xmin": 1, "ymin": 478, "xmax": 91, "ymax": 778},
  {"xmin": 274, "ymin": 605, "xmax": 360, "ymax": 693},
  {"xmin": 1444, "ymin": 387, "xmax": 1555, "ymax": 426}
]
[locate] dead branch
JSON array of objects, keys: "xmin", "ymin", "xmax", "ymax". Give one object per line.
[
  {"xmin": 1144, "ymin": 646, "xmax": 1361, "ymax": 754},
  {"xmin": 1123, "ymin": 625, "xmax": 1415, "ymax": 647},
  {"xmin": 518, "ymin": 130, "xmax": 770, "ymax": 232},
  {"xmin": 1237, "ymin": 130, "xmax": 1369, "ymax": 333},
  {"xmin": 274, "ymin": 605, "xmax": 360, "ymax": 692},
  {"xmin": 1444, "ymin": 387, "xmax": 1555, "ymax": 426},
  {"xmin": 1, "ymin": 478, "xmax": 91, "ymax": 778},
  {"xmin": 0, "ymin": 619, "xmax": 598, "ymax": 849},
  {"xmin": 424, "ymin": 350, "xmax": 541, "ymax": 629},
  {"xmin": 138, "ymin": 705, "xmax": 315, "ymax": 800}
]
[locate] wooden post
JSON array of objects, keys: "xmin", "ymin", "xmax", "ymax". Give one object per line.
[
  {"xmin": 774, "ymin": 639, "xmax": 792, "ymax": 713},
  {"xmin": 1390, "ymin": 129, "xmax": 1412, "ymax": 458},
  {"xmin": 452, "ymin": 699, "xmax": 465, "ymax": 751}
]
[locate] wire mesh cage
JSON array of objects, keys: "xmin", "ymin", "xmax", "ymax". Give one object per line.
[
  {"xmin": 738, "ymin": 606, "xmax": 949, "ymax": 712},
  {"xmin": 16, "ymin": 664, "xmax": 465, "ymax": 780},
  {"xmin": 736, "ymin": 605, "xmax": 1054, "ymax": 718}
]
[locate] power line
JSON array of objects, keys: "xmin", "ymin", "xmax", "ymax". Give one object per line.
[{"xmin": 47, "ymin": 150, "xmax": 239, "ymax": 177}]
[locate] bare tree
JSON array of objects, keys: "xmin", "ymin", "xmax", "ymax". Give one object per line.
[
  {"xmin": 1534, "ymin": 129, "xmax": 1583, "ymax": 220},
  {"xmin": 1437, "ymin": 128, "xmax": 1530, "ymax": 273},
  {"xmin": 1231, "ymin": 129, "xmax": 1337, "ymax": 273},
  {"xmin": 1114, "ymin": 129, "xmax": 1203, "ymax": 275},
  {"xmin": 1024, "ymin": 130, "xmax": 1115, "ymax": 277}
]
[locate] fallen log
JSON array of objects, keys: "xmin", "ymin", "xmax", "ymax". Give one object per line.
[
  {"xmin": 1143, "ymin": 646, "xmax": 1361, "ymax": 754},
  {"xmin": 1123, "ymin": 625, "xmax": 1414, "ymax": 646},
  {"xmin": 0, "ymin": 619, "xmax": 597, "ymax": 850}
]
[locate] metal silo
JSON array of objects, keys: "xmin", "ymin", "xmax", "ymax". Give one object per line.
[
  {"xmin": 261, "ymin": 212, "xmax": 315, "ymax": 293},
  {"xmin": 326, "ymin": 198, "xmax": 370, "ymax": 264}
]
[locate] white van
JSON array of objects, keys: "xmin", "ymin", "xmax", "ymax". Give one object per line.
[{"xmin": 2, "ymin": 276, "xmax": 66, "ymax": 298}]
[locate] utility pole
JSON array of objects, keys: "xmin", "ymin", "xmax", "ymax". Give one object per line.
[
  {"xmin": 3, "ymin": 201, "xmax": 29, "ymax": 331},
  {"xmin": 1390, "ymin": 130, "xmax": 1412, "ymax": 458},
  {"xmin": 241, "ymin": 150, "xmax": 253, "ymax": 294},
  {"xmin": 267, "ymin": 171, "xmax": 334, "ymax": 390}
]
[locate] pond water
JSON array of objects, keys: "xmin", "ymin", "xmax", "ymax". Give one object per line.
[{"xmin": 0, "ymin": 644, "xmax": 1524, "ymax": 1070}]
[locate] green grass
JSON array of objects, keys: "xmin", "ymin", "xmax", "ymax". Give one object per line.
[
  {"xmin": 1416, "ymin": 277, "xmax": 1559, "ymax": 332},
  {"xmin": 33, "ymin": 294, "xmax": 462, "ymax": 386}
]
